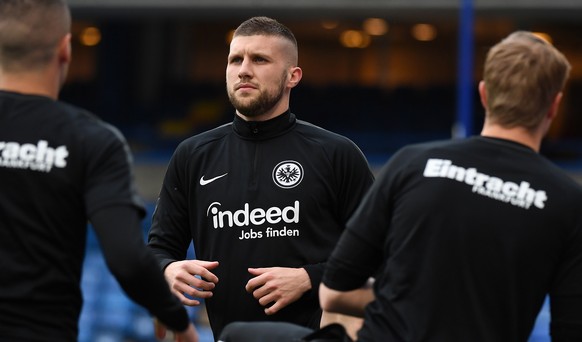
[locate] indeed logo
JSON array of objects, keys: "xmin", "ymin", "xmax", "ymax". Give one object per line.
[
  {"xmin": 0, "ymin": 140, "xmax": 69, "ymax": 173},
  {"xmin": 423, "ymin": 158, "xmax": 547, "ymax": 209},
  {"xmin": 206, "ymin": 201, "xmax": 300, "ymax": 228}
]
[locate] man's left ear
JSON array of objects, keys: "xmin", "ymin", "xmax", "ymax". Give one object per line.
[
  {"xmin": 58, "ymin": 33, "xmax": 72, "ymax": 65},
  {"xmin": 288, "ymin": 66, "xmax": 303, "ymax": 88}
]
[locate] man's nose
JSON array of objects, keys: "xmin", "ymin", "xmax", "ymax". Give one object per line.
[{"xmin": 238, "ymin": 58, "xmax": 252, "ymax": 78}]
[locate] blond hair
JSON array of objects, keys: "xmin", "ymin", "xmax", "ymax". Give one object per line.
[{"xmin": 483, "ymin": 31, "xmax": 571, "ymax": 129}]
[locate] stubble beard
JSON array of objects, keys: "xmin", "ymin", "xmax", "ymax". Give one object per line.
[{"xmin": 227, "ymin": 73, "xmax": 287, "ymax": 118}]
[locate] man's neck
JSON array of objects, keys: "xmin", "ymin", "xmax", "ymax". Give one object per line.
[
  {"xmin": 480, "ymin": 123, "xmax": 543, "ymax": 152},
  {"xmin": 0, "ymin": 69, "xmax": 59, "ymax": 100},
  {"xmin": 236, "ymin": 109, "xmax": 288, "ymax": 122}
]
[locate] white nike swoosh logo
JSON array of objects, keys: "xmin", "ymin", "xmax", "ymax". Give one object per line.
[{"xmin": 200, "ymin": 173, "xmax": 228, "ymax": 186}]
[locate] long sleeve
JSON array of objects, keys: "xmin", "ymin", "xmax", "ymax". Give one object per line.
[{"xmin": 90, "ymin": 205, "xmax": 190, "ymax": 332}]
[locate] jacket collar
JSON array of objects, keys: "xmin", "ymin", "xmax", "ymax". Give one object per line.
[{"xmin": 233, "ymin": 110, "xmax": 296, "ymax": 140}]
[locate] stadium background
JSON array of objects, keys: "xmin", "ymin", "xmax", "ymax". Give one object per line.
[{"xmin": 60, "ymin": 0, "xmax": 582, "ymax": 341}]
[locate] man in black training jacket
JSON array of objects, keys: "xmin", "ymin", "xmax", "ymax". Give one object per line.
[{"xmin": 147, "ymin": 16, "xmax": 374, "ymax": 340}]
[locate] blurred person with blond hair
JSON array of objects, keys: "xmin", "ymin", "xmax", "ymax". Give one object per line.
[{"xmin": 317, "ymin": 30, "xmax": 579, "ymax": 342}]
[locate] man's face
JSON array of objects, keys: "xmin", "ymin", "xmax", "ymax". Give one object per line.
[{"xmin": 226, "ymin": 35, "xmax": 292, "ymax": 119}]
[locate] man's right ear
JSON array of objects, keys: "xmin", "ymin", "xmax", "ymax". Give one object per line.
[
  {"xmin": 478, "ymin": 81, "xmax": 488, "ymax": 110},
  {"xmin": 547, "ymin": 92, "xmax": 563, "ymax": 122}
]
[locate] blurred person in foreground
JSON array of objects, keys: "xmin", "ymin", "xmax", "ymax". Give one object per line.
[
  {"xmin": 219, "ymin": 31, "xmax": 582, "ymax": 341},
  {"xmin": 147, "ymin": 16, "xmax": 374, "ymax": 340},
  {"xmin": 0, "ymin": 1, "xmax": 197, "ymax": 341}
]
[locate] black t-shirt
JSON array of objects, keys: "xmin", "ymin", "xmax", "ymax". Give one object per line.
[
  {"xmin": 324, "ymin": 136, "xmax": 582, "ymax": 342},
  {"xmin": 148, "ymin": 111, "xmax": 374, "ymax": 338},
  {"xmin": 0, "ymin": 90, "xmax": 189, "ymax": 341}
]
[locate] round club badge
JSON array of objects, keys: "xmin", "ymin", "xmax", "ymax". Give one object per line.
[{"xmin": 272, "ymin": 160, "xmax": 303, "ymax": 189}]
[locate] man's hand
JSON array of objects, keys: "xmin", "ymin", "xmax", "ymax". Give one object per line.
[
  {"xmin": 245, "ymin": 267, "xmax": 311, "ymax": 315},
  {"xmin": 164, "ymin": 260, "xmax": 219, "ymax": 306},
  {"xmin": 154, "ymin": 318, "xmax": 199, "ymax": 342}
]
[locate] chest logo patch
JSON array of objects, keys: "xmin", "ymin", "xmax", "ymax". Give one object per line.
[
  {"xmin": 272, "ymin": 160, "xmax": 303, "ymax": 189},
  {"xmin": 200, "ymin": 173, "xmax": 228, "ymax": 186}
]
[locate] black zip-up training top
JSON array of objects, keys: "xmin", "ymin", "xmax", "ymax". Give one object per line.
[{"xmin": 148, "ymin": 111, "xmax": 374, "ymax": 338}]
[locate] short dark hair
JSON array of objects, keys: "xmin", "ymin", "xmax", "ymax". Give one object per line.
[
  {"xmin": 0, "ymin": 0, "xmax": 70, "ymax": 71},
  {"xmin": 233, "ymin": 16, "xmax": 297, "ymax": 50}
]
